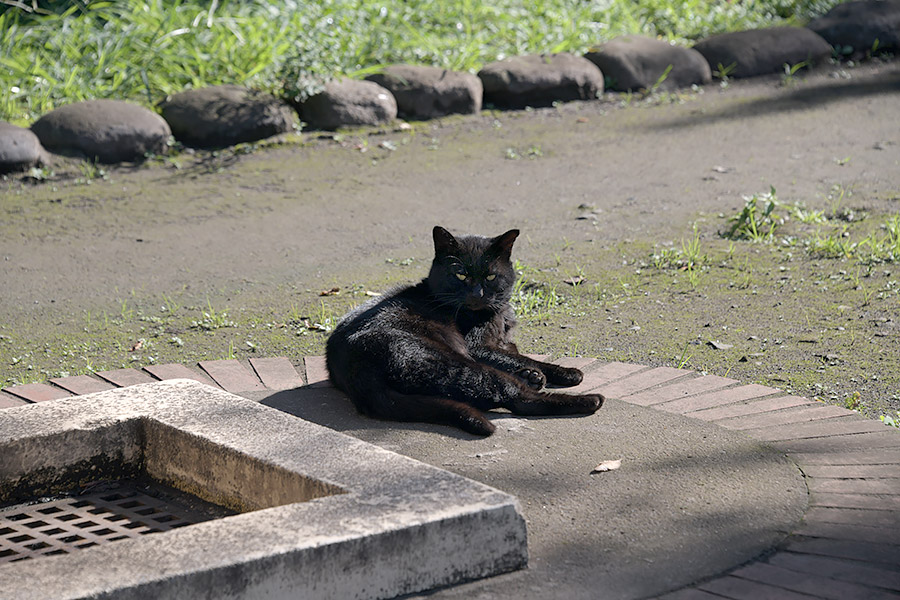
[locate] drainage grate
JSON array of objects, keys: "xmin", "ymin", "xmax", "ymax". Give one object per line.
[{"xmin": 0, "ymin": 480, "xmax": 231, "ymax": 564}]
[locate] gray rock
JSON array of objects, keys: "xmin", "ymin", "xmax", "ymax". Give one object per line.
[
  {"xmin": 30, "ymin": 99, "xmax": 170, "ymax": 163},
  {"xmin": 301, "ymin": 79, "xmax": 397, "ymax": 130},
  {"xmin": 808, "ymin": 0, "xmax": 900, "ymax": 58},
  {"xmin": 584, "ymin": 35, "xmax": 711, "ymax": 92},
  {"xmin": 478, "ymin": 53, "xmax": 604, "ymax": 109},
  {"xmin": 159, "ymin": 85, "xmax": 295, "ymax": 148},
  {"xmin": 366, "ymin": 64, "xmax": 482, "ymax": 119},
  {"xmin": 0, "ymin": 122, "xmax": 43, "ymax": 173},
  {"xmin": 693, "ymin": 27, "xmax": 833, "ymax": 78}
]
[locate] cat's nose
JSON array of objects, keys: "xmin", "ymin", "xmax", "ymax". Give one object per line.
[{"xmin": 473, "ymin": 286, "xmax": 484, "ymax": 297}]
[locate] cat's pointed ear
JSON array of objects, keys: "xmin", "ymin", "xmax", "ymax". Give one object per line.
[
  {"xmin": 433, "ymin": 226, "xmax": 459, "ymax": 256},
  {"xmin": 490, "ymin": 229, "xmax": 520, "ymax": 260}
]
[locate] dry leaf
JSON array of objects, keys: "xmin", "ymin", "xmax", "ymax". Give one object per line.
[
  {"xmin": 365, "ymin": 290, "xmax": 382, "ymax": 297},
  {"xmin": 129, "ymin": 341, "xmax": 143, "ymax": 352},
  {"xmin": 563, "ymin": 276, "xmax": 585, "ymax": 286},
  {"xmin": 591, "ymin": 459, "xmax": 622, "ymax": 474},
  {"xmin": 707, "ymin": 340, "xmax": 733, "ymax": 350},
  {"xmin": 319, "ymin": 287, "xmax": 340, "ymax": 296}
]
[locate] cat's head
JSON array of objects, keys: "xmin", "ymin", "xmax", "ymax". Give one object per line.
[{"xmin": 427, "ymin": 226, "xmax": 519, "ymax": 311}]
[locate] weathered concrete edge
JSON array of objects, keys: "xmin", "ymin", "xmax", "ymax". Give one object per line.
[{"xmin": 0, "ymin": 380, "xmax": 528, "ymax": 600}]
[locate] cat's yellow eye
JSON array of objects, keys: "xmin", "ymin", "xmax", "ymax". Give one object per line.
[
  {"xmin": 486, "ymin": 274, "xmax": 497, "ymax": 281},
  {"xmin": 456, "ymin": 273, "xmax": 467, "ymax": 281}
]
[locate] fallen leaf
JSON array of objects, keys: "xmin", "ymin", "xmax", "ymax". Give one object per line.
[
  {"xmin": 591, "ymin": 459, "xmax": 622, "ymax": 474},
  {"xmin": 364, "ymin": 290, "xmax": 382, "ymax": 297},
  {"xmin": 129, "ymin": 341, "xmax": 143, "ymax": 352},
  {"xmin": 319, "ymin": 287, "xmax": 340, "ymax": 296},
  {"xmin": 563, "ymin": 276, "xmax": 585, "ymax": 286},
  {"xmin": 707, "ymin": 340, "xmax": 733, "ymax": 350}
]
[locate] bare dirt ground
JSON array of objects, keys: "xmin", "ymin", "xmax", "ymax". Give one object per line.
[{"xmin": 2, "ymin": 59, "xmax": 899, "ymax": 419}]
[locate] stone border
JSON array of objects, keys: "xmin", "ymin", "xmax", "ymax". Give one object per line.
[
  {"xmin": 3, "ymin": 356, "xmax": 897, "ymax": 598},
  {"xmin": 0, "ymin": 379, "xmax": 527, "ymax": 599},
  {"xmin": 4, "ymin": 1, "xmax": 896, "ymax": 172}
]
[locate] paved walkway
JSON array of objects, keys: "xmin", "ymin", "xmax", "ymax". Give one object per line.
[{"xmin": 2, "ymin": 357, "xmax": 899, "ymax": 599}]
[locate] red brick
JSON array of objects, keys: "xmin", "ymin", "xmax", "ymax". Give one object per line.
[
  {"xmin": 805, "ymin": 506, "xmax": 900, "ymax": 529},
  {"xmin": 549, "ymin": 356, "xmax": 597, "ymax": 370},
  {"xmin": 786, "ymin": 538, "xmax": 900, "ymax": 566},
  {"xmin": 767, "ymin": 552, "xmax": 900, "ymax": 591},
  {"xmin": 598, "ymin": 366, "xmax": 691, "ymax": 400},
  {"xmin": 5, "ymin": 383, "xmax": 71, "ymax": 403},
  {"xmin": 810, "ymin": 492, "xmax": 900, "ymax": 511},
  {"xmin": 625, "ymin": 374, "xmax": 737, "ymax": 407},
  {"xmin": 803, "ymin": 464, "xmax": 900, "ymax": 479},
  {"xmin": 732, "ymin": 561, "xmax": 897, "ymax": 600},
  {"xmin": 748, "ymin": 417, "xmax": 892, "ymax": 443},
  {"xmin": 699, "ymin": 575, "xmax": 816, "ymax": 600},
  {"xmin": 656, "ymin": 384, "xmax": 780, "ymax": 414},
  {"xmin": 566, "ymin": 361, "xmax": 647, "ymax": 394},
  {"xmin": 807, "ymin": 478, "xmax": 900, "ymax": 497},
  {"xmin": 96, "ymin": 367, "xmax": 157, "ymax": 388},
  {"xmin": 304, "ymin": 355, "xmax": 331, "ymax": 387},
  {"xmin": 690, "ymin": 395, "xmax": 815, "ymax": 422},
  {"xmin": 715, "ymin": 403, "xmax": 850, "ymax": 430},
  {"xmin": 796, "ymin": 521, "xmax": 900, "ymax": 547},
  {"xmin": 655, "ymin": 589, "xmax": 724, "ymax": 600},
  {"xmin": 198, "ymin": 360, "xmax": 265, "ymax": 393},
  {"xmin": 790, "ymin": 449, "xmax": 900, "ymax": 466},
  {"xmin": 250, "ymin": 357, "xmax": 304, "ymax": 390},
  {"xmin": 774, "ymin": 431, "xmax": 900, "ymax": 453},
  {"xmin": 0, "ymin": 391, "xmax": 28, "ymax": 408},
  {"xmin": 49, "ymin": 374, "xmax": 115, "ymax": 395},
  {"xmin": 143, "ymin": 363, "xmax": 217, "ymax": 386}
]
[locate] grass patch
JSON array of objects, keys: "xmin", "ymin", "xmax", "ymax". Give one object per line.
[{"xmin": 1, "ymin": 0, "xmax": 843, "ymax": 124}]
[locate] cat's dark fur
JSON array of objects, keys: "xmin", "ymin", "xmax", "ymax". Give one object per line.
[{"xmin": 325, "ymin": 226, "xmax": 604, "ymax": 435}]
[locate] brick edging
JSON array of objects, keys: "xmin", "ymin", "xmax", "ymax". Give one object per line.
[{"xmin": 2, "ymin": 357, "xmax": 898, "ymax": 599}]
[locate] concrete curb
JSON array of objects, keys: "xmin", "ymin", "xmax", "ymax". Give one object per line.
[
  {"xmin": 3, "ymin": 357, "xmax": 899, "ymax": 599},
  {"xmin": 0, "ymin": 380, "xmax": 527, "ymax": 599}
]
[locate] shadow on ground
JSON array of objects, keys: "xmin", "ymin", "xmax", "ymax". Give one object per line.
[
  {"xmin": 646, "ymin": 64, "xmax": 900, "ymax": 130},
  {"xmin": 256, "ymin": 385, "xmax": 809, "ymax": 600}
]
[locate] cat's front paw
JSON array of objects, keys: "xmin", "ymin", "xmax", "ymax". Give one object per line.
[
  {"xmin": 573, "ymin": 393, "xmax": 604, "ymax": 414},
  {"xmin": 544, "ymin": 365, "xmax": 584, "ymax": 387},
  {"xmin": 514, "ymin": 367, "xmax": 546, "ymax": 390}
]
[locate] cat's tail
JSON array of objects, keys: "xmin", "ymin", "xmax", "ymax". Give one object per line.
[{"xmin": 375, "ymin": 390, "xmax": 496, "ymax": 436}]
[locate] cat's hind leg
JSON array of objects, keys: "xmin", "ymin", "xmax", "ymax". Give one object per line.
[
  {"xmin": 470, "ymin": 347, "xmax": 583, "ymax": 388},
  {"xmin": 369, "ymin": 387, "xmax": 496, "ymax": 436}
]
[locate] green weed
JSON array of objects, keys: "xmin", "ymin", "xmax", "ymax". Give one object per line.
[
  {"xmin": 650, "ymin": 225, "xmax": 705, "ymax": 287},
  {"xmin": 807, "ymin": 227, "xmax": 857, "ymax": 259},
  {"xmin": 190, "ymin": 299, "xmax": 236, "ymax": 331},
  {"xmin": 723, "ymin": 186, "xmax": 781, "ymax": 242},
  {"xmin": 511, "ymin": 263, "xmax": 562, "ymax": 320},
  {"xmin": 881, "ymin": 410, "xmax": 900, "ymax": 428},
  {"xmin": 781, "ymin": 59, "xmax": 810, "ymax": 86}
]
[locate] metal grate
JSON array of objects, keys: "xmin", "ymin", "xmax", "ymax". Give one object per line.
[{"xmin": 0, "ymin": 480, "xmax": 231, "ymax": 564}]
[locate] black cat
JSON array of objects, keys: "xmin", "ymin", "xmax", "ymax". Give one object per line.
[{"xmin": 325, "ymin": 226, "xmax": 604, "ymax": 436}]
